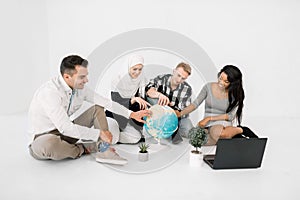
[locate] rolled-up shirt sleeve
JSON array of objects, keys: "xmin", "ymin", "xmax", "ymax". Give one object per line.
[{"xmin": 85, "ymin": 87, "xmax": 132, "ymax": 119}]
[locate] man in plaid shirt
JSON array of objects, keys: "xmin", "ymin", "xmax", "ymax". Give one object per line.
[{"xmin": 145, "ymin": 62, "xmax": 193, "ymax": 144}]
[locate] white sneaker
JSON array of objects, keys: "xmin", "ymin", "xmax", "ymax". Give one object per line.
[{"xmin": 95, "ymin": 149, "xmax": 128, "ymax": 165}]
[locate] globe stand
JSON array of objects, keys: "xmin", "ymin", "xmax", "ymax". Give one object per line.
[{"xmin": 156, "ymin": 138, "xmax": 169, "ymax": 146}]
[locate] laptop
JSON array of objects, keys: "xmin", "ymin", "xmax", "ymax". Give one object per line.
[{"xmin": 203, "ymin": 137, "xmax": 267, "ymax": 169}]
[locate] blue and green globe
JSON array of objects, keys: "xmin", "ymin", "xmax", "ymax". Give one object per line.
[{"xmin": 144, "ymin": 105, "xmax": 178, "ymax": 139}]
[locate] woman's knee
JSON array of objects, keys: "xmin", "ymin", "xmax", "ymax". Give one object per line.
[
  {"xmin": 119, "ymin": 124, "xmax": 142, "ymax": 144},
  {"xmin": 220, "ymin": 129, "xmax": 232, "ymax": 139},
  {"xmin": 119, "ymin": 131, "xmax": 141, "ymax": 144}
]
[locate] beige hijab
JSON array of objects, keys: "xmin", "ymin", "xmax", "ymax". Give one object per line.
[{"xmin": 112, "ymin": 54, "xmax": 147, "ymax": 98}]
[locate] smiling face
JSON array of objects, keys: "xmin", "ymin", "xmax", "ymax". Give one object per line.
[
  {"xmin": 63, "ymin": 65, "xmax": 89, "ymax": 89},
  {"xmin": 129, "ymin": 64, "xmax": 143, "ymax": 79},
  {"xmin": 218, "ymin": 72, "xmax": 230, "ymax": 90}
]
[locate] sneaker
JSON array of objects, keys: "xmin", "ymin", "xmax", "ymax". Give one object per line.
[
  {"xmin": 138, "ymin": 136, "xmax": 146, "ymax": 143},
  {"xmin": 95, "ymin": 149, "xmax": 128, "ymax": 165},
  {"xmin": 232, "ymin": 134, "xmax": 245, "ymax": 139},
  {"xmin": 172, "ymin": 132, "xmax": 183, "ymax": 144},
  {"xmin": 238, "ymin": 126, "xmax": 259, "ymax": 138}
]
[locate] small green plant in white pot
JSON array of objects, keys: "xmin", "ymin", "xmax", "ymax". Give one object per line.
[
  {"xmin": 138, "ymin": 143, "xmax": 150, "ymax": 162},
  {"xmin": 188, "ymin": 126, "xmax": 208, "ymax": 166}
]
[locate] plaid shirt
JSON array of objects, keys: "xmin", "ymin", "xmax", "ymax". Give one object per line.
[{"xmin": 146, "ymin": 74, "xmax": 192, "ymax": 118}]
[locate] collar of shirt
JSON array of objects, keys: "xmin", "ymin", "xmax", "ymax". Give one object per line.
[{"xmin": 58, "ymin": 74, "xmax": 73, "ymax": 94}]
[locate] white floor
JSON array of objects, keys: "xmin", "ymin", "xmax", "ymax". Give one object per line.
[{"xmin": 0, "ymin": 113, "xmax": 299, "ymax": 200}]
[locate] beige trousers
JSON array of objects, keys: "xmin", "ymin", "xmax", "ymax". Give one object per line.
[{"xmin": 29, "ymin": 105, "xmax": 108, "ymax": 160}]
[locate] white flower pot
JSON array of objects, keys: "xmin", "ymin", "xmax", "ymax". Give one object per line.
[
  {"xmin": 138, "ymin": 152, "xmax": 149, "ymax": 162},
  {"xmin": 189, "ymin": 150, "xmax": 203, "ymax": 167}
]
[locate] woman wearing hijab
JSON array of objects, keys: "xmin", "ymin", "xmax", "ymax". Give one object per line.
[{"xmin": 106, "ymin": 54, "xmax": 150, "ymax": 144}]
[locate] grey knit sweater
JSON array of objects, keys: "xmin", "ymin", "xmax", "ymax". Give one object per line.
[{"xmin": 192, "ymin": 82, "xmax": 237, "ymax": 127}]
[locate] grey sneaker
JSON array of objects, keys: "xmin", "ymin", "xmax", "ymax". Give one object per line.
[
  {"xmin": 172, "ymin": 132, "xmax": 183, "ymax": 144},
  {"xmin": 95, "ymin": 149, "xmax": 128, "ymax": 165}
]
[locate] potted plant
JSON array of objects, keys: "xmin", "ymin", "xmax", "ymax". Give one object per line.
[
  {"xmin": 138, "ymin": 143, "xmax": 150, "ymax": 162},
  {"xmin": 188, "ymin": 126, "xmax": 208, "ymax": 166}
]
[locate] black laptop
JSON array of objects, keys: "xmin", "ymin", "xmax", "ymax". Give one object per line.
[{"xmin": 203, "ymin": 137, "xmax": 267, "ymax": 169}]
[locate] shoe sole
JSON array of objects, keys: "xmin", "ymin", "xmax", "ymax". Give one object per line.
[
  {"xmin": 172, "ymin": 137, "xmax": 183, "ymax": 144},
  {"xmin": 172, "ymin": 139, "xmax": 183, "ymax": 144},
  {"xmin": 96, "ymin": 158, "xmax": 128, "ymax": 165}
]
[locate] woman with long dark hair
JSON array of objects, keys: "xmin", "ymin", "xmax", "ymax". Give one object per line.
[{"xmin": 177, "ymin": 65, "xmax": 257, "ymax": 145}]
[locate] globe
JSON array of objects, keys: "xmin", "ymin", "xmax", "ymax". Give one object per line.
[{"xmin": 144, "ymin": 105, "xmax": 178, "ymax": 139}]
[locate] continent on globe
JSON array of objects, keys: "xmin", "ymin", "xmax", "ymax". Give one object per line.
[{"xmin": 144, "ymin": 105, "xmax": 178, "ymax": 139}]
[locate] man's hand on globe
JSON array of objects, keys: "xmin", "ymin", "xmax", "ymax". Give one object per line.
[
  {"xmin": 130, "ymin": 110, "xmax": 151, "ymax": 124},
  {"xmin": 157, "ymin": 93, "xmax": 170, "ymax": 106}
]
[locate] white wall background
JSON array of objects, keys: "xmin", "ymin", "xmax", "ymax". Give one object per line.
[
  {"xmin": 1, "ymin": 0, "xmax": 299, "ymax": 119},
  {"xmin": 0, "ymin": 0, "xmax": 49, "ymax": 115}
]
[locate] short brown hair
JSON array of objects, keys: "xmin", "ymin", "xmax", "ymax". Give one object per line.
[{"xmin": 176, "ymin": 62, "xmax": 191, "ymax": 75}]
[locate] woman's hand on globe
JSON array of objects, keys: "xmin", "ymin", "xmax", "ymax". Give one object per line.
[{"xmin": 132, "ymin": 97, "xmax": 151, "ymax": 110}]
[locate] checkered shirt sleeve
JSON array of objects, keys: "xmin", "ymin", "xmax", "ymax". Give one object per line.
[{"xmin": 146, "ymin": 74, "xmax": 192, "ymax": 118}]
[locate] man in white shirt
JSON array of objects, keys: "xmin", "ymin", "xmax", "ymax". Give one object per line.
[{"xmin": 28, "ymin": 55, "xmax": 150, "ymax": 163}]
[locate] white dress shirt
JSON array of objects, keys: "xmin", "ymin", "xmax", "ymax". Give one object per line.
[{"xmin": 28, "ymin": 75, "xmax": 132, "ymax": 143}]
